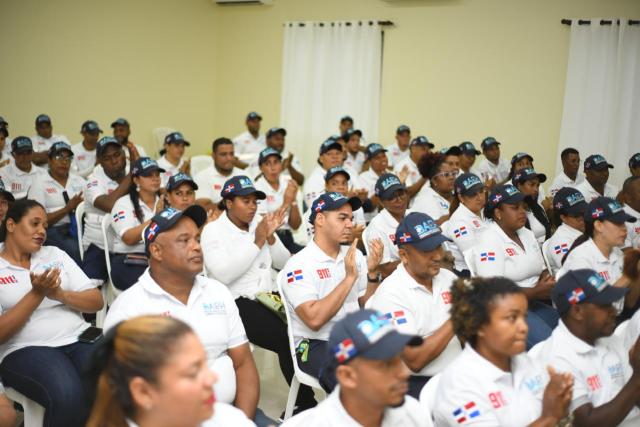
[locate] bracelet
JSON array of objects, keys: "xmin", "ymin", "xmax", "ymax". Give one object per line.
[{"xmin": 367, "ymin": 273, "xmax": 380, "ymax": 283}]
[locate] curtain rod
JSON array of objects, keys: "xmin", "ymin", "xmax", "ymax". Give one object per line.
[
  {"xmin": 284, "ymin": 21, "xmax": 394, "ymax": 27},
  {"xmin": 561, "ymin": 19, "xmax": 640, "ymax": 26}
]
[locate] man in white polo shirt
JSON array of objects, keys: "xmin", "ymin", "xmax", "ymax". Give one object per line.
[
  {"xmin": 31, "ymin": 114, "xmax": 71, "ymax": 165},
  {"xmin": 393, "ymin": 136, "xmax": 433, "ymax": 198},
  {"xmin": 304, "ymin": 137, "xmax": 345, "ymax": 209},
  {"xmin": 281, "ymin": 309, "xmax": 429, "ymax": 426},
  {"xmin": 367, "ymin": 212, "xmax": 461, "ymax": 398},
  {"xmin": 110, "ymin": 117, "xmax": 148, "ymax": 160},
  {"xmin": 575, "ymin": 154, "xmax": 618, "ymax": 202},
  {"xmin": 104, "ymin": 205, "xmax": 261, "ymax": 421},
  {"xmin": 475, "ymin": 136, "xmax": 510, "ymax": 184},
  {"xmin": 386, "ymin": 125, "xmax": 411, "ymax": 169},
  {"xmin": 549, "ymin": 147, "xmax": 584, "ymax": 197},
  {"xmin": 538, "ymin": 269, "xmax": 640, "ymax": 427},
  {"xmin": 0, "ymin": 136, "xmax": 45, "ymax": 199},
  {"xmin": 233, "ymin": 111, "xmax": 266, "ymax": 159},
  {"xmin": 281, "ymin": 192, "xmax": 382, "ymax": 391},
  {"xmin": 194, "ymin": 137, "xmax": 244, "ymax": 208},
  {"xmin": 72, "ymin": 120, "xmax": 102, "ymax": 178}
]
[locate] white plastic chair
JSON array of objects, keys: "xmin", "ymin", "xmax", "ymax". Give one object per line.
[
  {"xmin": 74, "ymin": 203, "xmax": 85, "ymax": 261},
  {"xmin": 152, "ymin": 127, "xmax": 176, "ymax": 159},
  {"xmin": 541, "ymin": 239, "xmax": 554, "ymax": 275},
  {"xmin": 100, "ymin": 214, "xmax": 121, "ymax": 307},
  {"xmin": 418, "ymin": 373, "xmax": 440, "ymax": 421},
  {"xmin": 463, "ymin": 249, "xmax": 477, "ymax": 276},
  {"xmin": 5, "ymin": 387, "xmax": 45, "ymax": 427},
  {"xmin": 190, "ymin": 155, "xmax": 213, "ymax": 178},
  {"xmin": 276, "ymin": 271, "xmax": 325, "ymax": 420}
]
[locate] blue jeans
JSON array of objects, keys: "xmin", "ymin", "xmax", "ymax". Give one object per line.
[
  {"xmin": 526, "ymin": 301, "xmax": 559, "ymax": 349},
  {"xmin": 0, "ymin": 341, "xmax": 96, "ymax": 427},
  {"xmin": 45, "ymin": 225, "xmax": 82, "ymax": 266}
]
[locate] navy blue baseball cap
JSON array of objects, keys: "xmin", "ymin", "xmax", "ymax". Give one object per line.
[
  {"xmin": 375, "ymin": 173, "xmax": 405, "ymax": 200},
  {"xmin": 308, "ymin": 192, "xmax": 362, "ymax": 224},
  {"xmin": 143, "ymin": 205, "xmax": 207, "ymax": 254},
  {"xmin": 586, "ymin": 197, "xmax": 636, "ymax": 225},
  {"xmin": 512, "ymin": 167, "xmax": 547, "ymax": 185},
  {"xmin": 266, "ymin": 127, "xmax": 286, "ymax": 139},
  {"xmin": 552, "ymin": 269, "xmax": 628, "ymax": 315},
  {"xmin": 553, "ymin": 187, "xmax": 587, "ymax": 216},
  {"xmin": 246, "ymin": 111, "xmax": 262, "ymax": 121},
  {"xmin": 35, "ymin": 114, "xmax": 51, "ymax": 125},
  {"xmin": 629, "ymin": 153, "xmax": 640, "ymax": 169},
  {"xmin": 486, "ymin": 184, "xmax": 525, "ymax": 209},
  {"xmin": 481, "ymin": 136, "xmax": 500, "ymax": 150},
  {"xmin": 319, "ymin": 136, "xmax": 343, "ymax": 155},
  {"xmin": 328, "ymin": 309, "xmax": 422, "ymax": 364},
  {"xmin": 511, "ymin": 152, "xmax": 533, "ymax": 165},
  {"xmin": 584, "ymin": 154, "xmax": 613, "ymax": 171},
  {"xmin": 396, "ymin": 125, "xmax": 410, "ymax": 135},
  {"xmin": 110, "ymin": 118, "xmax": 130, "ymax": 128},
  {"xmin": 395, "ymin": 212, "xmax": 451, "ymax": 251},
  {"xmin": 410, "ymin": 136, "xmax": 434, "ymax": 149},
  {"xmin": 132, "ymin": 157, "xmax": 166, "ymax": 177},
  {"xmin": 258, "ymin": 147, "xmax": 282, "ymax": 165},
  {"xmin": 459, "ymin": 141, "xmax": 481, "ymax": 156},
  {"xmin": 342, "ymin": 128, "xmax": 362, "ymax": 142},
  {"xmin": 0, "ymin": 178, "xmax": 15, "ymax": 202},
  {"xmin": 324, "ymin": 166, "xmax": 351, "ymax": 182},
  {"xmin": 164, "ymin": 132, "xmax": 190, "ymax": 146},
  {"xmin": 96, "ymin": 136, "xmax": 122, "ymax": 156},
  {"xmin": 81, "ymin": 120, "xmax": 102, "ymax": 134},
  {"xmin": 221, "ymin": 175, "xmax": 266, "ymax": 200},
  {"xmin": 48, "ymin": 141, "xmax": 73, "ymax": 158},
  {"xmin": 439, "ymin": 146, "xmax": 462, "ymax": 156},
  {"xmin": 340, "ymin": 115, "xmax": 353, "ymax": 123},
  {"xmin": 166, "ymin": 172, "xmax": 198, "ymax": 192},
  {"xmin": 11, "ymin": 136, "xmax": 33, "ymax": 153},
  {"xmin": 454, "ymin": 173, "xmax": 484, "ymax": 196},
  {"xmin": 365, "ymin": 143, "xmax": 387, "ymax": 161}
]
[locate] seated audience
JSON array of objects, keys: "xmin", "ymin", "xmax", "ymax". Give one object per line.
[
  {"xmin": 393, "ymin": 136, "xmax": 433, "ymax": 198},
  {"xmin": 111, "ymin": 117, "xmax": 148, "ymax": 160},
  {"xmin": 0, "ymin": 199, "xmax": 103, "ymax": 426},
  {"xmin": 512, "ymin": 167, "xmax": 551, "ymax": 243},
  {"xmin": 549, "ymin": 148, "xmax": 583, "ymax": 197},
  {"xmin": 386, "ymin": 125, "xmax": 411, "ymax": 169},
  {"xmin": 367, "ymin": 212, "xmax": 461, "ymax": 398},
  {"xmin": 282, "ymin": 309, "xmax": 429, "ymax": 426},
  {"xmin": 31, "ymin": 114, "xmax": 70, "ymax": 165},
  {"xmin": 475, "ymin": 136, "xmax": 510, "ymax": 184},
  {"xmin": 88, "ymin": 316, "xmax": 255, "ymax": 427},
  {"xmin": 194, "ymin": 137, "xmax": 244, "ymax": 208},
  {"xmin": 433, "ymin": 276, "xmax": 573, "ymax": 426},
  {"xmin": 575, "ymin": 154, "xmax": 618, "ymax": 202},
  {"xmin": 71, "ymin": 120, "xmax": 101, "ymax": 178},
  {"xmin": 0, "ymin": 136, "xmax": 45, "ymax": 199},
  {"xmin": 411, "ymin": 152, "xmax": 455, "ymax": 225},
  {"xmin": 304, "ymin": 137, "xmax": 345, "ymax": 208},
  {"xmin": 157, "ymin": 131, "xmax": 191, "ymax": 187}
]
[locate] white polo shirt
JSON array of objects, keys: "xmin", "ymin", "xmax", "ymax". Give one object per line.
[
  {"xmin": 537, "ymin": 321, "xmax": 640, "ymax": 423},
  {"xmin": 472, "ymin": 222, "xmax": 544, "ymax": 288},
  {"xmin": 110, "ymin": 194, "xmax": 159, "ymax": 253},
  {"xmin": 304, "ymin": 166, "xmax": 328, "ymax": 209},
  {"xmin": 357, "ymin": 169, "xmax": 381, "ymax": 197},
  {"xmin": 434, "ymin": 345, "xmax": 548, "ymax": 427},
  {"xmin": 623, "ymin": 204, "xmax": 640, "ymax": 249},
  {"xmin": 622, "ymin": 309, "xmax": 640, "ymax": 353},
  {"xmin": 104, "ymin": 270, "xmax": 248, "ymax": 405},
  {"xmin": 281, "ymin": 386, "xmax": 429, "ymax": 427},
  {"xmin": 526, "ymin": 210, "xmax": 547, "ymax": 244},
  {"xmin": 232, "ymin": 131, "xmax": 266, "ymax": 156},
  {"xmin": 544, "ymin": 224, "xmax": 582, "ymax": 275},
  {"xmin": 201, "ymin": 211, "xmax": 290, "ymax": 299},
  {"xmin": 194, "ymin": 166, "xmax": 244, "ymax": 204},
  {"xmin": 363, "ymin": 208, "xmax": 406, "ymax": 265},
  {"xmin": 441, "ymin": 204, "xmax": 488, "ymax": 272},
  {"xmin": 548, "ymin": 172, "xmax": 584, "ymax": 197},
  {"xmin": 157, "ymin": 155, "xmax": 185, "ymax": 188},
  {"xmin": 0, "ymin": 246, "xmax": 95, "ymax": 363},
  {"xmin": 411, "ymin": 186, "xmax": 450, "ymax": 220},
  {"xmin": 393, "ymin": 157, "xmax": 421, "ymax": 187},
  {"xmin": 556, "ymin": 238, "xmax": 624, "ymax": 284},
  {"xmin": 0, "ymin": 162, "xmax": 46, "ymax": 199},
  {"xmin": 343, "ymin": 151, "xmax": 365, "ymax": 174},
  {"xmin": 28, "ymin": 172, "xmax": 86, "ymax": 226},
  {"xmin": 71, "ymin": 142, "xmax": 97, "ymax": 178},
  {"xmin": 386, "ymin": 142, "xmax": 409, "ymax": 169},
  {"xmin": 281, "ymin": 240, "xmax": 368, "ymax": 345},
  {"xmin": 83, "ymin": 165, "xmax": 121, "ymax": 249},
  {"xmin": 31, "ymin": 134, "xmax": 70, "ymax": 153},
  {"xmin": 574, "ymin": 180, "xmax": 618, "ymax": 202},
  {"xmin": 255, "ymin": 175, "xmax": 295, "ymax": 231},
  {"xmin": 475, "ymin": 157, "xmax": 510, "ymax": 183},
  {"xmin": 367, "ymin": 264, "xmax": 461, "ymax": 377}
]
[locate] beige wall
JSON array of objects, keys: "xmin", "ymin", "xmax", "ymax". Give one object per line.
[{"xmin": 2, "ymin": 0, "xmax": 639, "ymax": 175}]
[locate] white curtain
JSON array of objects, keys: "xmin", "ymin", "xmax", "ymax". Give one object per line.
[
  {"xmin": 557, "ymin": 19, "xmax": 640, "ymax": 187},
  {"xmin": 280, "ymin": 21, "xmax": 382, "ymax": 173}
]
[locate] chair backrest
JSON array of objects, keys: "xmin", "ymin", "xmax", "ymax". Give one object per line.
[
  {"xmin": 75, "ymin": 203, "xmax": 86, "ymax": 261},
  {"xmin": 463, "ymin": 249, "xmax": 476, "ymax": 276},
  {"xmin": 418, "ymin": 373, "xmax": 441, "ymax": 419},
  {"xmin": 190, "ymin": 155, "xmax": 213, "ymax": 177},
  {"xmin": 541, "ymin": 239, "xmax": 554, "ymax": 274},
  {"xmin": 277, "ymin": 271, "xmax": 299, "ymax": 361},
  {"xmin": 152, "ymin": 127, "xmax": 176, "ymax": 158},
  {"xmin": 100, "ymin": 214, "xmax": 114, "ymax": 280}
]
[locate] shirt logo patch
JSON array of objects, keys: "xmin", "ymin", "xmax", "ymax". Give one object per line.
[
  {"xmin": 45, "ymin": 188, "xmax": 57, "ymax": 194},
  {"xmin": 0, "ymin": 275, "xmax": 18, "ymax": 285},
  {"xmin": 266, "ymin": 195, "xmax": 275, "ymax": 203},
  {"xmin": 441, "ymin": 291, "xmax": 452, "ymax": 304},
  {"xmin": 554, "ymin": 243, "xmax": 569, "ymax": 254},
  {"xmin": 113, "ymin": 210, "xmax": 126, "ymax": 222},
  {"xmin": 608, "ymin": 363, "xmax": 624, "ymax": 382},
  {"xmin": 472, "ymin": 219, "xmax": 481, "ymax": 228},
  {"xmin": 567, "ymin": 288, "xmax": 586, "ymax": 305},
  {"xmin": 11, "ymin": 183, "xmax": 22, "ymax": 191},
  {"xmin": 287, "ymin": 270, "xmax": 304, "ymax": 283},
  {"xmin": 389, "ymin": 234, "xmax": 396, "ymax": 243},
  {"xmin": 452, "ymin": 401, "xmax": 481, "ymax": 424},
  {"xmin": 202, "ymin": 301, "xmax": 226, "ymax": 315},
  {"xmin": 524, "ymin": 375, "xmax": 544, "ymax": 394},
  {"xmin": 333, "ymin": 338, "xmax": 357, "ymax": 362},
  {"xmin": 87, "ymin": 180, "xmax": 99, "ymax": 189},
  {"xmin": 317, "ymin": 268, "xmax": 331, "ymax": 279},
  {"xmin": 454, "ymin": 227, "xmax": 468, "ymax": 238},
  {"xmin": 587, "ymin": 374, "xmax": 602, "ymax": 391},
  {"xmin": 596, "ymin": 271, "xmax": 610, "ymax": 282},
  {"xmin": 214, "ymin": 184, "xmax": 221, "ymax": 190},
  {"xmin": 505, "ymin": 248, "xmax": 516, "ymax": 257},
  {"xmin": 384, "ymin": 310, "xmax": 408, "ymax": 325},
  {"xmin": 488, "ymin": 392, "xmax": 506, "ymax": 409},
  {"xmin": 480, "ymin": 252, "xmax": 496, "ymax": 262}
]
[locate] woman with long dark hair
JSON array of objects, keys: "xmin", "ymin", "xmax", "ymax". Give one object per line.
[
  {"xmin": 157, "ymin": 132, "xmax": 190, "ymax": 188},
  {"xmin": 512, "ymin": 168, "xmax": 551, "ymax": 243}
]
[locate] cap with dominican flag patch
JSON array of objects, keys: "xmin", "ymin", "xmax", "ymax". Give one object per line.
[
  {"xmin": 308, "ymin": 192, "xmax": 362, "ymax": 225},
  {"xmin": 551, "ymin": 268, "xmax": 628, "ymax": 315},
  {"xmin": 394, "ymin": 212, "xmax": 451, "ymax": 251},
  {"xmin": 585, "ymin": 196, "xmax": 636, "ymax": 225},
  {"xmin": 143, "ymin": 205, "xmax": 207, "ymax": 255}
]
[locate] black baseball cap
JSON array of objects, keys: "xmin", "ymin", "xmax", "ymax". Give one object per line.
[
  {"xmin": 365, "ymin": 143, "xmax": 387, "ymax": 161},
  {"xmin": 629, "ymin": 153, "xmax": 640, "ymax": 169},
  {"xmin": 81, "ymin": 120, "xmax": 102, "ymax": 134},
  {"xmin": 11, "ymin": 136, "xmax": 33, "ymax": 153},
  {"xmin": 459, "ymin": 141, "xmax": 481, "ymax": 156},
  {"xmin": 328, "ymin": 309, "xmax": 422, "ymax": 364},
  {"xmin": 164, "ymin": 132, "xmax": 190, "ymax": 146},
  {"xmin": 481, "ymin": 136, "xmax": 500, "ymax": 150},
  {"xmin": 324, "ymin": 166, "xmax": 351, "ymax": 182},
  {"xmin": 48, "ymin": 141, "xmax": 74, "ymax": 158},
  {"xmin": 166, "ymin": 172, "xmax": 198, "ymax": 192},
  {"xmin": 340, "ymin": 115, "xmax": 353, "ymax": 123},
  {"xmin": 486, "ymin": 184, "xmax": 525, "ymax": 209},
  {"xmin": 511, "ymin": 152, "xmax": 533, "ymax": 165},
  {"xmin": 375, "ymin": 173, "xmax": 405, "ymax": 200},
  {"xmin": 553, "ymin": 187, "xmax": 587, "ymax": 216},
  {"xmin": 319, "ymin": 137, "xmax": 343, "ymax": 155},
  {"xmin": 266, "ymin": 127, "xmax": 286, "ymax": 139},
  {"xmin": 395, "ymin": 212, "xmax": 451, "ymax": 251},
  {"xmin": 439, "ymin": 146, "xmax": 462, "ymax": 156},
  {"xmin": 110, "ymin": 118, "xmax": 130, "ymax": 128},
  {"xmin": 584, "ymin": 154, "xmax": 613, "ymax": 171},
  {"xmin": 0, "ymin": 117, "xmax": 7, "ymax": 126},
  {"xmin": 132, "ymin": 157, "xmax": 166, "ymax": 177},
  {"xmin": 246, "ymin": 111, "xmax": 262, "ymax": 121},
  {"xmin": 308, "ymin": 192, "xmax": 362, "ymax": 224},
  {"xmin": 143, "ymin": 205, "xmax": 207, "ymax": 254},
  {"xmin": 586, "ymin": 197, "xmax": 636, "ymax": 225},
  {"xmin": 454, "ymin": 173, "xmax": 484, "ymax": 197},
  {"xmin": 221, "ymin": 175, "xmax": 266, "ymax": 200},
  {"xmin": 512, "ymin": 167, "xmax": 547, "ymax": 185},
  {"xmin": 35, "ymin": 114, "xmax": 51, "ymax": 125},
  {"xmin": 552, "ymin": 269, "xmax": 628, "ymax": 315},
  {"xmin": 258, "ymin": 147, "xmax": 282, "ymax": 165},
  {"xmin": 396, "ymin": 125, "xmax": 410, "ymax": 135},
  {"xmin": 342, "ymin": 128, "xmax": 362, "ymax": 142},
  {"xmin": 96, "ymin": 136, "xmax": 122, "ymax": 156},
  {"xmin": 410, "ymin": 136, "xmax": 434, "ymax": 149},
  {"xmin": 0, "ymin": 178, "xmax": 15, "ymax": 202}
]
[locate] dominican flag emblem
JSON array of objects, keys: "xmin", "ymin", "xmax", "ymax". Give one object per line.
[
  {"xmin": 224, "ymin": 184, "xmax": 235, "ymax": 193},
  {"xmin": 492, "ymin": 194, "xmax": 503, "ymax": 203},
  {"xmin": 554, "ymin": 243, "xmax": 569, "ymax": 254},
  {"xmin": 333, "ymin": 338, "xmax": 357, "ymax": 362},
  {"xmin": 146, "ymin": 222, "xmax": 159, "ymax": 240},
  {"xmin": 567, "ymin": 287, "xmax": 586, "ymax": 305},
  {"xmin": 591, "ymin": 208, "xmax": 604, "ymax": 218},
  {"xmin": 287, "ymin": 270, "xmax": 304, "ymax": 283},
  {"xmin": 315, "ymin": 200, "xmax": 326, "ymax": 212},
  {"xmin": 384, "ymin": 310, "xmax": 408, "ymax": 325},
  {"xmin": 452, "ymin": 401, "xmax": 481, "ymax": 424},
  {"xmin": 398, "ymin": 233, "xmax": 412, "ymax": 243},
  {"xmin": 454, "ymin": 227, "xmax": 468, "ymax": 238},
  {"xmin": 480, "ymin": 252, "xmax": 496, "ymax": 262},
  {"xmin": 113, "ymin": 211, "xmax": 126, "ymax": 222}
]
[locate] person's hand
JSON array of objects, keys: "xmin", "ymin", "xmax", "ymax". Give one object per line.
[
  {"xmin": 283, "ymin": 179, "xmax": 298, "ymax": 206},
  {"xmin": 542, "ymin": 196, "xmax": 553, "ymax": 212},
  {"xmin": 154, "ymin": 197, "xmax": 165, "ymax": 214},
  {"xmin": 541, "ymin": 366, "xmax": 573, "ymax": 421},
  {"xmin": 484, "ymin": 177, "xmax": 496, "ymax": 189},
  {"xmin": 367, "ymin": 238, "xmax": 384, "ymax": 274},
  {"xmin": 398, "ymin": 166, "xmax": 410, "ymax": 184},
  {"xmin": 344, "ymin": 239, "xmax": 359, "ymax": 281},
  {"xmin": 206, "ymin": 206, "xmax": 222, "ymax": 223},
  {"xmin": 179, "ymin": 158, "xmax": 191, "ymax": 175},
  {"xmin": 0, "ymin": 159, "xmax": 9, "ymax": 168},
  {"xmin": 67, "ymin": 193, "xmax": 84, "ymax": 211},
  {"xmin": 352, "ymin": 223, "xmax": 365, "ymax": 242},
  {"xmin": 355, "ymin": 188, "xmax": 368, "ymax": 203},
  {"xmin": 534, "ymin": 270, "xmax": 556, "ymax": 300},
  {"xmin": 282, "ymin": 153, "xmax": 294, "ymax": 171},
  {"xmin": 254, "ymin": 214, "xmax": 271, "ymax": 248},
  {"xmin": 30, "ymin": 269, "xmax": 61, "ymax": 297},
  {"xmin": 125, "ymin": 142, "xmax": 141, "ymax": 163},
  {"xmin": 265, "ymin": 210, "xmax": 286, "ymax": 237}
]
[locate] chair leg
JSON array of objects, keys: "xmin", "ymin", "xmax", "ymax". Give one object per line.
[{"xmin": 284, "ymin": 377, "xmax": 300, "ymax": 420}]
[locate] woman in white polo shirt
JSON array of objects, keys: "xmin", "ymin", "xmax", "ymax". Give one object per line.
[
  {"xmin": 512, "ymin": 168, "xmax": 552, "ymax": 243},
  {"xmin": 441, "ymin": 173, "xmax": 488, "ymax": 277},
  {"xmin": 0, "ymin": 199, "xmax": 103, "ymax": 426},
  {"xmin": 164, "ymin": 172, "xmax": 197, "ymax": 211},
  {"xmin": 471, "ymin": 184, "xmax": 558, "ymax": 348},
  {"xmin": 157, "ymin": 131, "xmax": 190, "ymax": 188},
  {"xmin": 110, "ymin": 157, "xmax": 163, "ymax": 291},
  {"xmin": 411, "ymin": 152, "xmax": 456, "ymax": 224},
  {"xmin": 433, "ymin": 276, "xmax": 573, "ymax": 426}
]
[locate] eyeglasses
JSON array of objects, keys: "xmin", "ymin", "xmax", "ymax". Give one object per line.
[
  {"xmin": 52, "ymin": 154, "xmax": 73, "ymax": 162},
  {"xmin": 433, "ymin": 171, "xmax": 457, "ymax": 179}
]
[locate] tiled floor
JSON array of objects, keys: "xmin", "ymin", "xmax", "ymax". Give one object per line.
[{"xmin": 254, "ymin": 346, "xmax": 291, "ymax": 420}]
